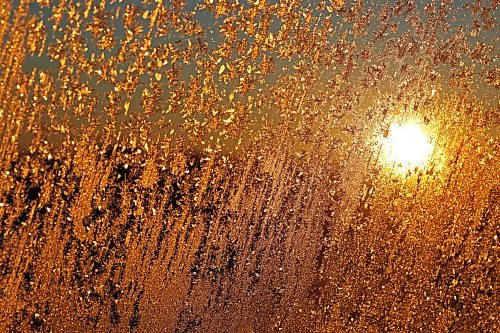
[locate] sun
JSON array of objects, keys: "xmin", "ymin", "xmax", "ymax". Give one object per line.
[{"xmin": 381, "ymin": 120, "xmax": 434, "ymax": 170}]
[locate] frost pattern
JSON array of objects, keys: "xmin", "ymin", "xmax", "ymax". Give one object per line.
[{"xmin": 0, "ymin": 1, "xmax": 498, "ymax": 332}]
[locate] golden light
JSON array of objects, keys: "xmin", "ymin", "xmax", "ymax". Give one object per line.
[{"xmin": 381, "ymin": 120, "xmax": 434, "ymax": 171}]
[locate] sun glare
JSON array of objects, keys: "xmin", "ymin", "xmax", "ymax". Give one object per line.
[{"xmin": 382, "ymin": 121, "xmax": 434, "ymax": 170}]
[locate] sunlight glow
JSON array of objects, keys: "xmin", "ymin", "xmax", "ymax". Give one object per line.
[{"xmin": 382, "ymin": 121, "xmax": 434, "ymax": 170}]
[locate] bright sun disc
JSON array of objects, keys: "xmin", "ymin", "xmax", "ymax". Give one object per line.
[{"xmin": 382, "ymin": 121, "xmax": 434, "ymax": 170}]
